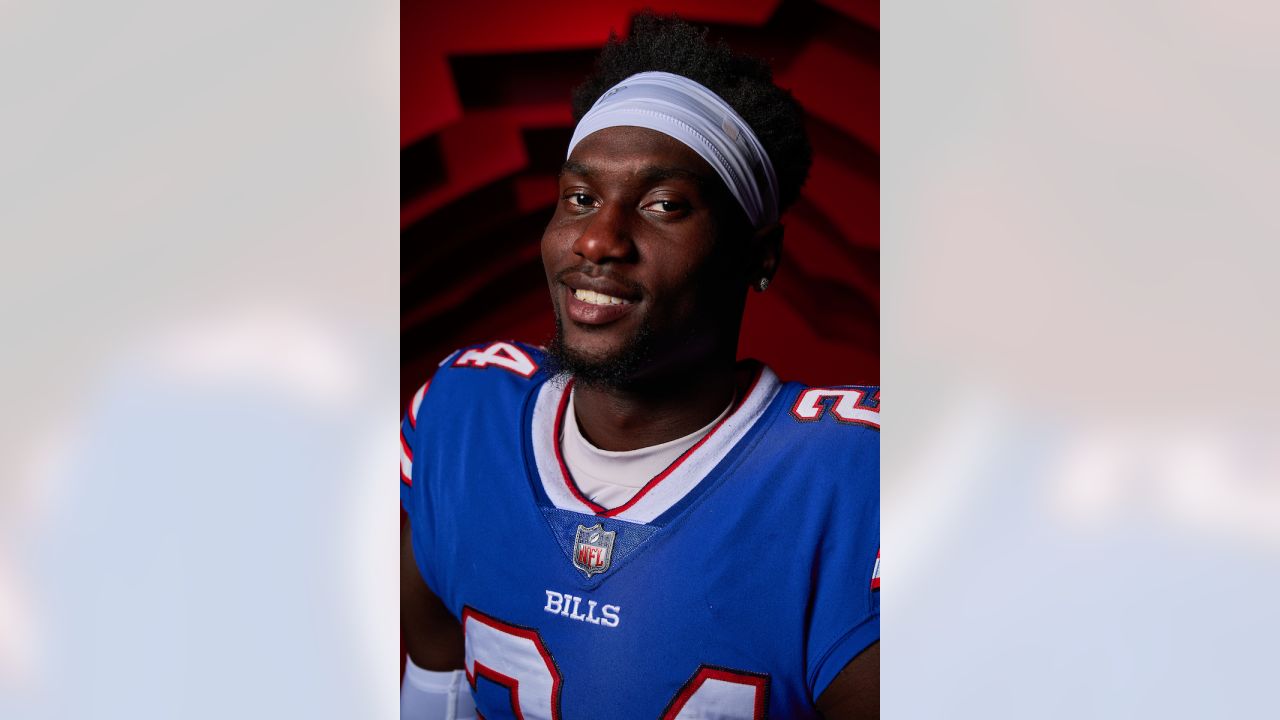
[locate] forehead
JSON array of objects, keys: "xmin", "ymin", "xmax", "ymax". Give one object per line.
[{"xmin": 564, "ymin": 126, "xmax": 717, "ymax": 183}]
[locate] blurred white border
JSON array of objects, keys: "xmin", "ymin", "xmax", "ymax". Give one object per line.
[
  {"xmin": 1, "ymin": 1, "xmax": 398, "ymax": 717},
  {"xmin": 885, "ymin": 1, "xmax": 1280, "ymax": 717}
]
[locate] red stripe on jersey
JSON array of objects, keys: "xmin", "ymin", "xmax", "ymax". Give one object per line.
[
  {"xmin": 400, "ymin": 430, "xmax": 413, "ymax": 487},
  {"xmin": 551, "ymin": 379, "xmax": 606, "ymax": 514},
  {"xmin": 408, "ymin": 380, "xmax": 430, "ymax": 430},
  {"xmin": 552, "ymin": 365, "xmax": 764, "ymax": 518},
  {"xmin": 400, "ymin": 431, "xmax": 413, "ymax": 461}
]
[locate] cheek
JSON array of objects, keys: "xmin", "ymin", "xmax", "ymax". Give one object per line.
[
  {"xmin": 540, "ymin": 236, "xmax": 553, "ymax": 272},
  {"xmin": 682, "ymin": 248, "xmax": 747, "ymax": 315},
  {"xmin": 656, "ymin": 260, "xmax": 725, "ymax": 319},
  {"xmin": 540, "ymin": 227, "xmax": 569, "ymax": 276}
]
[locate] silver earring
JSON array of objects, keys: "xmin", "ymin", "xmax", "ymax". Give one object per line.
[{"xmin": 758, "ymin": 277, "xmax": 770, "ymax": 292}]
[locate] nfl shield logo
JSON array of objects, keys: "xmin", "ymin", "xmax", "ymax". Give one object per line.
[{"xmin": 572, "ymin": 523, "xmax": 616, "ymax": 577}]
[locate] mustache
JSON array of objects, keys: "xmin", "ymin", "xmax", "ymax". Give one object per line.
[{"xmin": 553, "ymin": 266, "xmax": 646, "ymax": 297}]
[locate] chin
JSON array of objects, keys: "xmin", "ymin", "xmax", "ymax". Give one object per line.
[{"xmin": 547, "ymin": 316, "xmax": 656, "ymax": 388}]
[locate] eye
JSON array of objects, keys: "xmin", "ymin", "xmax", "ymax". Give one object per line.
[
  {"xmin": 565, "ymin": 192, "xmax": 595, "ymax": 208},
  {"xmin": 645, "ymin": 199, "xmax": 685, "ymax": 214}
]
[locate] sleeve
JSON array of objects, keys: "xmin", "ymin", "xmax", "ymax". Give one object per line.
[
  {"xmin": 400, "ymin": 380, "xmax": 429, "ymax": 512},
  {"xmin": 401, "ymin": 379, "xmax": 445, "ymax": 596},
  {"xmin": 806, "ymin": 426, "xmax": 880, "ymax": 699}
]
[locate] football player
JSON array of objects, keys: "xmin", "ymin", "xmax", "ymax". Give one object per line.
[{"xmin": 401, "ymin": 14, "xmax": 879, "ymax": 719}]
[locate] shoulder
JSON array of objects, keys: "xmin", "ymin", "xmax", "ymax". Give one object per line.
[
  {"xmin": 773, "ymin": 380, "xmax": 880, "ymax": 437},
  {"xmin": 406, "ymin": 340, "xmax": 550, "ymax": 420},
  {"xmin": 439, "ymin": 340, "xmax": 548, "ymax": 381},
  {"xmin": 753, "ymin": 379, "xmax": 880, "ymax": 488}
]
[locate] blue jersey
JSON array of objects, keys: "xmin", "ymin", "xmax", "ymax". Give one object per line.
[{"xmin": 401, "ymin": 341, "xmax": 879, "ymax": 719}]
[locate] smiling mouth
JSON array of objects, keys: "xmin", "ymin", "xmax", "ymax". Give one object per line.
[
  {"xmin": 573, "ymin": 288, "xmax": 632, "ymax": 306},
  {"xmin": 563, "ymin": 286, "xmax": 637, "ymax": 326}
]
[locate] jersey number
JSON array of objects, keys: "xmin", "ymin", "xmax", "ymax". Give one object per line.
[
  {"xmin": 453, "ymin": 342, "xmax": 538, "ymax": 378},
  {"xmin": 791, "ymin": 388, "xmax": 879, "ymax": 428},
  {"xmin": 462, "ymin": 607, "xmax": 768, "ymax": 719}
]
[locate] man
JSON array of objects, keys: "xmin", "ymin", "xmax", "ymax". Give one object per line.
[{"xmin": 401, "ymin": 14, "xmax": 878, "ymax": 719}]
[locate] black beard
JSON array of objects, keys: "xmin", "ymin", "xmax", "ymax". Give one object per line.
[{"xmin": 544, "ymin": 314, "xmax": 657, "ymax": 390}]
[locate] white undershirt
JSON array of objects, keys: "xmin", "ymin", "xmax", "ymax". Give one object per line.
[{"xmin": 561, "ymin": 388, "xmax": 734, "ymax": 508}]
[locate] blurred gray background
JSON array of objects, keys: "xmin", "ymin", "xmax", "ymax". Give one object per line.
[{"xmin": 2, "ymin": 0, "xmax": 1278, "ymax": 717}]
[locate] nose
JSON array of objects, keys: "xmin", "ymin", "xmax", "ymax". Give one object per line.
[{"xmin": 571, "ymin": 203, "xmax": 637, "ymax": 265}]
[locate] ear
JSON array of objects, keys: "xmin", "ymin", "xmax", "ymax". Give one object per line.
[{"xmin": 747, "ymin": 221, "xmax": 784, "ymax": 291}]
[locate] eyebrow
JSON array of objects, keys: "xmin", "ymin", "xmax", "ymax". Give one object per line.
[{"xmin": 559, "ymin": 160, "xmax": 711, "ymax": 190}]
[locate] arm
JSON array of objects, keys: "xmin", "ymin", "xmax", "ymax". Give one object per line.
[
  {"xmin": 400, "ymin": 376, "xmax": 477, "ymax": 718},
  {"xmin": 401, "ymin": 520, "xmax": 475, "ymax": 719},
  {"xmin": 401, "ymin": 519, "xmax": 464, "ymax": 669},
  {"xmin": 816, "ymin": 641, "xmax": 879, "ymax": 720}
]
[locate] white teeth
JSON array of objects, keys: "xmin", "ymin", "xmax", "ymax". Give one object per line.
[{"xmin": 574, "ymin": 288, "xmax": 627, "ymax": 306}]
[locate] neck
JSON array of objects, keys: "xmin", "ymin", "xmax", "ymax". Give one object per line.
[{"xmin": 572, "ymin": 357, "xmax": 746, "ymax": 452}]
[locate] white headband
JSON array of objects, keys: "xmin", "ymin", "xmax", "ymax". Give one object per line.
[{"xmin": 566, "ymin": 71, "xmax": 780, "ymax": 228}]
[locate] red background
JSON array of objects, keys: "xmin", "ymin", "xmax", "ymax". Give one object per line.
[{"xmin": 401, "ymin": 0, "xmax": 879, "ymax": 405}]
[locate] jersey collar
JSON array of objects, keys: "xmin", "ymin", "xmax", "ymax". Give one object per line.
[{"xmin": 529, "ymin": 363, "xmax": 781, "ymax": 524}]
